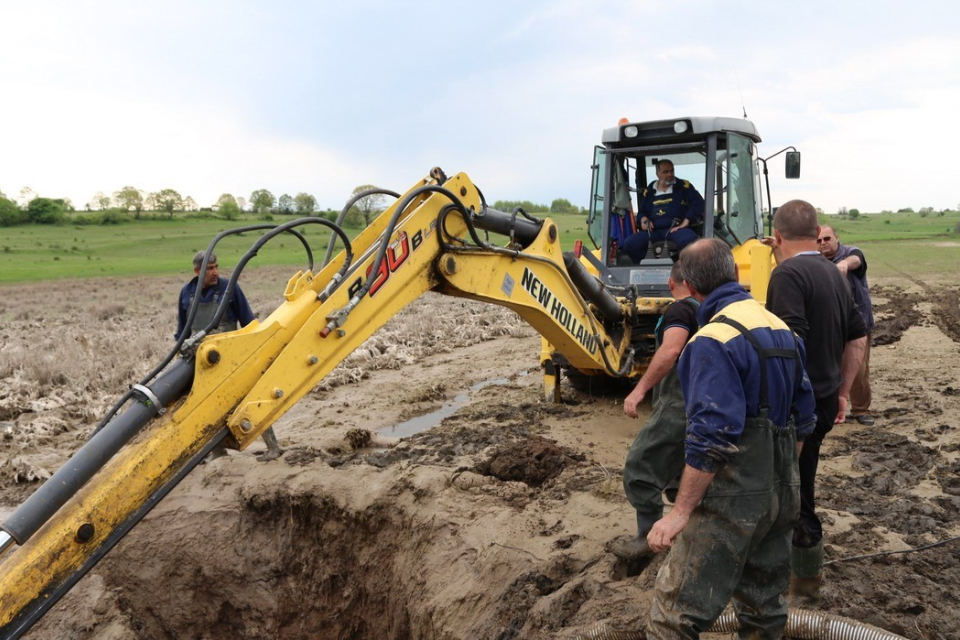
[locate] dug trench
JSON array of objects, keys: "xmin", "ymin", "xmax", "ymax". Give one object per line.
[{"xmin": 1, "ymin": 273, "xmax": 959, "ymax": 639}]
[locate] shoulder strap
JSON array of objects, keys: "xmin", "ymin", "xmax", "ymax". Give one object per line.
[{"xmin": 711, "ymin": 315, "xmax": 801, "ymax": 414}]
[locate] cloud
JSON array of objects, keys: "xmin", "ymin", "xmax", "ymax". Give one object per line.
[{"xmin": 0, "ymin": 85, "xmax": 371, "ymax": 209}]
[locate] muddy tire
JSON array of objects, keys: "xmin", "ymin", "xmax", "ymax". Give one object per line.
[{"xmin": 563, "ymin": 366, "xmax": 634, "ymax": 396}]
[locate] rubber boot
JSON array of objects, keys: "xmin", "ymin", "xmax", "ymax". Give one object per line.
[
  {"xmin": 789, "ymin": 540, "xmax": 824, "ymax": 608},
  {"xmin": 256, "ymin": 427, "xmax": 284, "ymax": 462},
  {"xmin": 609, "ymin": 511, "xmax": 659, "ymax": 560}
]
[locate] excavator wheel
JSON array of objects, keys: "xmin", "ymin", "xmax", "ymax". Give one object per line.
[{"xmin": 562, "ymin": 366, "xmax": 635, "ymax": 396}]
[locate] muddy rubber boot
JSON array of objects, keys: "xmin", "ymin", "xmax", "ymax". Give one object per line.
[
  {"xmin": 256, "ymin": 427, "xmax": 283, "ymax": 462},
  {"xmin": 789, "ymin": 540, "xmax": 824, "ymax": 608},
  {"xmin": 609, "ymin": 511, "xmax": 658, "ymax": 561}
]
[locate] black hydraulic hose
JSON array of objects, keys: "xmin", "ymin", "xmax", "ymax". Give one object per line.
[
  {"xmin": 1, "ymin": 358, "xmax": 195, "ymax": 546},
  {"xmin": 203, "ymin": 217, "xmax": 353, "ymax": 338},
  {"xmin": 360, "ymin": 185, "xmax": 470, "ymax": 302},
  {"xmin": 94, "ymin": 220, "xmax": 348, "ymax": 436},
  {"xmin": 433, "ymin": 199, "xmax": 629, "ymax": 378},
  {"xmin": 322, "ymin": 188, "xmax": 401, "ymax": 267},
  {"xmin": 0, "ymin": 428, "xmax": 230, "ymax": 640}
]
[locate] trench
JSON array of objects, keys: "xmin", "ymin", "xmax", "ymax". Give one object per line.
[{"xmin": 36, "ymin": 492, "xmax": 439, "ymax": 639}]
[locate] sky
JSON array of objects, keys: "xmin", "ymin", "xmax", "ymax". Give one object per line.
[{"xmin": 2, "ymin": 0, "xmax": 959, "ymax": 214}]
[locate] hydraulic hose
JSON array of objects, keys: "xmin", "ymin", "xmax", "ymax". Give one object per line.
[
  {"xmin": 571, "ymin": 608, "xmax": 906, "ymax": 640},
  {"xmin": 93, "ymin": 218, "xmax": 350, "ymax": 436},
  {"xmin": 201, "ymin": 217, "xmax": 353, "ymax": 339},
  {"xmin": 0, "ymin": 358, "xmax": 194, "ymax": 547},
  {"xmin": 322, "ymin": 187, "xmax": 401, "ymax": 267}
]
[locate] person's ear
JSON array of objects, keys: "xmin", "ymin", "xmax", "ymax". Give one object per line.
[
  {"xmin": 734, "ymin": 264, "xmax": 740, "ymax": 281},
  {"xmin": 773, "ymin": 229, "xmax": 783, "ymax": 244}
]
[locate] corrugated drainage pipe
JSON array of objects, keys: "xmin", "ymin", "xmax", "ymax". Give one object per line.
[{"xmin": 572, "ymin": 608, "xmax": 907, "ymax": 640}]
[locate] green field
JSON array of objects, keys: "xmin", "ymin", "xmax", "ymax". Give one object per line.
[{"xmin": 1, "ymin": 210, "xmax": 957, "ymax": 284}]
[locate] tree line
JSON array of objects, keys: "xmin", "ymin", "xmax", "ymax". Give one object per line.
[{"xmin": 0, "ymin": 183, "xmax": 589, "ymax": 228}]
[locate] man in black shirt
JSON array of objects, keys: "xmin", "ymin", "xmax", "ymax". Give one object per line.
[
  {"xmin": 613, "ymin": 262, "xmax": 699, "ymax": 561},
  {"xmin": 763, "ymin": 200, "xmax": 867, "ymax": 606}
]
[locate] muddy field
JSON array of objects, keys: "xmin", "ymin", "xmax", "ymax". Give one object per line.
[{"xmin": 1, "ymin": 269, "xmax": 959, "ymax": 639}]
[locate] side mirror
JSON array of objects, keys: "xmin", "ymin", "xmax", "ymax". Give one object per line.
[{"xmin": 785, "ymin": 151, "xmax": 801, "ymax": 179}]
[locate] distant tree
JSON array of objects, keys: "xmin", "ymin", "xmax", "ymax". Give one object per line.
[
  {"xmin": 26, "ymin": 197, "xmax": 66, "ymax": 225},
  {"xmin": 183, "ymin": 196, "xmax": 197, "ymax": 212},
  {"xmin": 114, "ymin": 186, "xmax": 145, "ymax": 219},
  {"xmin": 294, "ymin": 192, "xmax": 317, "ymax": 214},
  {"xmin": 152, "ymin": 189, "xmax": 183, "ymax": 218},
  {"xmin": 0, "ymin": 194, "xmax": 25, "ymax": 226},
  {"xmin": 350, "ymin": 185, "xmax": 387, "ymax": 226},
  {"xmin": 236, "ymin": 196, "xmax": 248, "ymax": 211},
  {"xmin": 219, "ymin": 200, "xmax": 241, "ymax": 220},
  {"xmin": 216, "ymin": 193, "xmax": 237, "ymax": 209},
  {"xmin": 550, "ymin": 198, "xmax": 580, "ymax": 215},
  {"xmin": 278, "ymin": 194, "xmax": 295, "ymax": 214},
  {"xmin": 815, "ymin": 207, "xmax": 824, "ymax": 216},
  {"xmin": 837, "ymin": 206, "xmax": 848, "ymax": 218},
  {"xmin": 90, "ymin": 191, "xmax": 111, "ymax": 211},
  {"xmin": 897, "ymin": 207, "xmax": 914, "ymax": 213},
  {"xmin": 493, "ymin": 199, "xmax": 550, "ymax": 213},
  {"xmin": 250, "ymin": 189, "xmax": 275, "ymax": 216},
  {"xmin": 848, "ymin": 209, "xmax": 860, "ymax": 220}
]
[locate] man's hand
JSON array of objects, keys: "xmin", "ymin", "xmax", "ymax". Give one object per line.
[
  {"xmin": 835, "ymin": 394, "xmax": 849, "ymax": 424},
  {"xmin": 760, "ymin": 235, "xmax": 783, "ymax": 265},
  {"xmin": 624, "ymin": 388, "xmax": 646, "ymax": 418},
  {"xmin": 836, "ymin": 261, "xmax": 850, "ymax": 276},
  {"xmin": 647, "ymin": 510, "xmax": 689, "ymax": 552}
]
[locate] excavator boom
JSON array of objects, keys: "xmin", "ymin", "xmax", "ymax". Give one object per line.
[{"xmin": 0, "ymin": 171, "xmax": 634, "ymax": 638}]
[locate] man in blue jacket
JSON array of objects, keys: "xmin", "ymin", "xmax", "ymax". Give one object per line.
[
  {"xmin": 177, "ymin": 251, "xmax": 282, "ymax": 461},
  {"xmin": 646, "ymin": 239, "xmax": 816, "ymax": 639},
  {"xmin": 621, "ymin": 160, "xmax": 704, "ymax": 263}
]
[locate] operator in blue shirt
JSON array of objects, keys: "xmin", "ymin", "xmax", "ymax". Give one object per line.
[
  {"xmin": 620, "ymin": 159, "xmax": 704, "ymax": 263},
  {"xmin": 646, "ymin": 239, "xmax": 816, "ymax": 639}
]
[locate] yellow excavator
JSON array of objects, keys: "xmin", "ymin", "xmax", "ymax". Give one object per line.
[{"xmin": 0, "ymin": 116, "xmax": 799, "ymax": 638}]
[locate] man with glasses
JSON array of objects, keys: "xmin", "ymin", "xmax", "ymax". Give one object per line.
[{"xmin": 818, "ymin": 226, "xmax": 875, "ymax": 426}]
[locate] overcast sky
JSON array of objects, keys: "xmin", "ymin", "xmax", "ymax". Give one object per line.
[{"xmin": 2, "ymin": 0, "xmax": 958, "ymax": 214}]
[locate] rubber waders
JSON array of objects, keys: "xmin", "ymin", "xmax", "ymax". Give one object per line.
[{"xmin": 789, "ymin": 540, "xmax": 824, "ymax": 607}]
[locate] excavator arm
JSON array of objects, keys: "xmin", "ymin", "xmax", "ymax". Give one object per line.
[{"xmin": 0, "ymin": 170, "xmax": 636, "ymax": 638}]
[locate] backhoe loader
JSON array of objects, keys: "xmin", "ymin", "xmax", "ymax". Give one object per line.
[{"xmin": 0, "ymin": 116, "xmax": 799, "ymax": 638}]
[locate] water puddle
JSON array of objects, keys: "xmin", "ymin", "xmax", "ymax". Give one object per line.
[{"xmin": 378, "ymin": 376, "xmax": 519, "ymax": 438}]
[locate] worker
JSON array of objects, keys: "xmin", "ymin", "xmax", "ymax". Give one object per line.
[
  {"xmin": 646, "ymin": 238, "xmax": 816, "ymax": 638},
  {"xmin": 613, "ymin": 261, "xmax": 698, "ymax": 561},
  {"xmin": 620, "ymin": 159, "xmax": 704, "ymax": 263},
  {"xmin": 177, "ymin": 251, "xmax": 283, "ymax": 462},
  {"xmin": 818, "ymin": 225, "xmax": 875, "ymax": 426},
  {"xmin": 762, "ymin": 202, "xmax": 867, "ymax": 606}
]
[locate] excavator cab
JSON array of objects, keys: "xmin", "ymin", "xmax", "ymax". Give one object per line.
[{"xmin": 586, "ymin": 117, "xmax": 781, "ymax": 294}]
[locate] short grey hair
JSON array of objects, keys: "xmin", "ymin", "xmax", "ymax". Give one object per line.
[
  {"xmin": 193, "ymin": 250, "xmax": 217, "ymax": 271},
  {"xmin": 678, "ymin": 239, "xmax": 736, "ymax": 296},
  {"xmin": 773, "ymin": 200, "xmax": 819, "ymax": 241}
]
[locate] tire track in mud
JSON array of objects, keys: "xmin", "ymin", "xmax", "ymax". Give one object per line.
[{"xmin": 873, "ymin": 270, "xmax": 960, "ymax": 345}]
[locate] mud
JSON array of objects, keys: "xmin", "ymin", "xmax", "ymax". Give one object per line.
[{"xmin": 1, "ymin": 271, "xmax": 959, "ymax": 639}]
